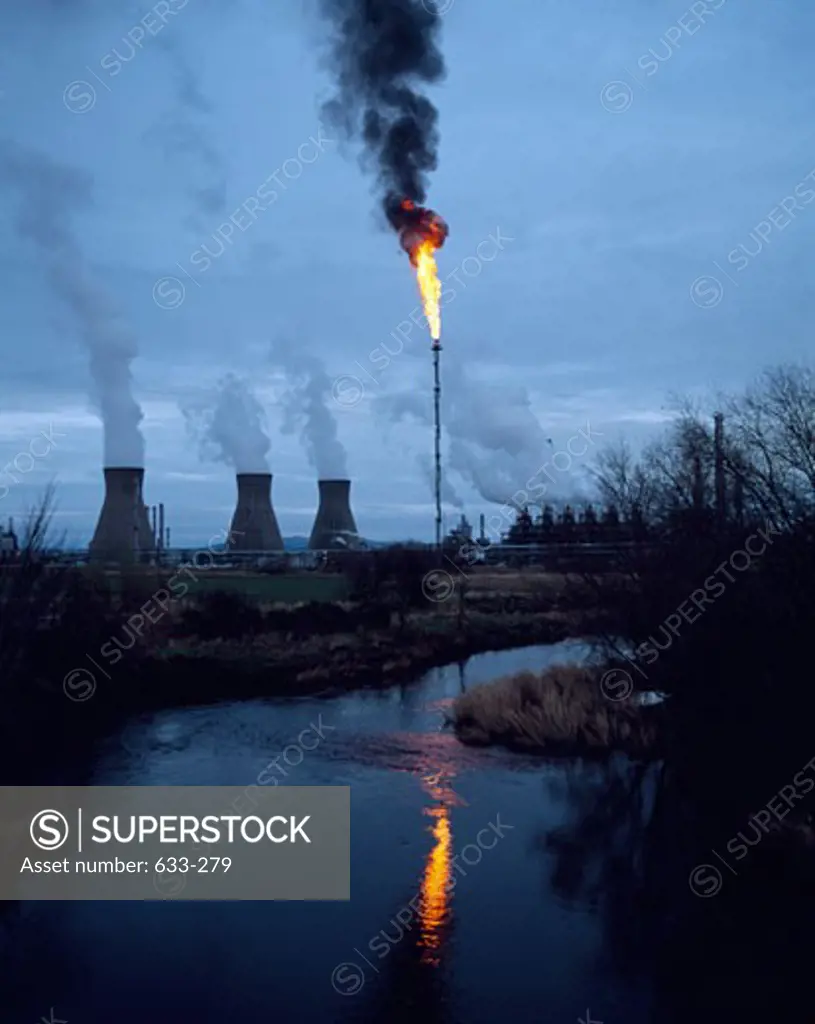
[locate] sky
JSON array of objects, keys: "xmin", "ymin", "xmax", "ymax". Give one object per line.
[{"xmin": 0, "ymin": 0, "xmax": 812, "ymax": 545}]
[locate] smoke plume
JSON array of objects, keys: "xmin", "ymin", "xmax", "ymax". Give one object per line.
[
  {"xmin": 375, "ymin": 360, "xmax": 583, "ymax": 505},
  {"xmin": 181, "ymin": 374, "xmax": 270, "ymax": 473},
  {"xmin": 270, "ymin": 339, "xmax": 348, "ymax": 478},
  {"xmin": 146, "ymin": 36, "xmax": 227, "ymax": 230},
  {"xmin": 417, "ymin": 451, "xmax": 464, "ymax": 509},
  {"xmin": 318, "ymin": 0, "xmax": 445, "ymax": 226},
  {"xmin": 0, "ymin": 143, "xmax": 145, "ymax": 466},
  {"xmin": 443, "ymin": 365, "xmax": 552, "ymax": 502},
  {"xmin": 373, "ymin": 390, "xmax": 463, "ymax": 507}
]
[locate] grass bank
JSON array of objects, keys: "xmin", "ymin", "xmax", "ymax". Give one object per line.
[
  {"xmin": 450, "ymin": 664, "xmax": 662, "ymax": 757},
  {"xmin": 67, "ymin": 608, "xmax": 579, "ymax": 715}
]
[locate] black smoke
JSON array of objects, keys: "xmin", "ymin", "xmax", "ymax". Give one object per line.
[{"xmin": 319, "ymin": 0, "xmax": 446, "ymax": 232}]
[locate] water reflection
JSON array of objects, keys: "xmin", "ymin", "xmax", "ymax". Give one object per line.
[
  {"xmin": 417, "ymin": 770, "xmax": 456, "ymax": 966},
  {"xmin": 352, "ymin": 765, "xmax": 460, "ymax": 1024},
  {"xmin": 4, "ymin": 642, "xmax": 650, "ymax": 1024},
  {"xmin": 540, "ymin": 751, "xmax": 815, "ymax": 1023}
]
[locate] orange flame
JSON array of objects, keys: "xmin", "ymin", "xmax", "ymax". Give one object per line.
[
  {"xmin": 415, "ymin": 241, "xmax": 443, "ymax": 343},
  {"xmin": 399, "ymin": 198, "xmax": 445, "ymax": 343}
]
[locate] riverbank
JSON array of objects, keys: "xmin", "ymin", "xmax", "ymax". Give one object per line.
[
  {"xmin": 0, "ymin": 607, "xmax": 590, "ymax": 783},
  {"xmin": 450, "ymin": 663, "xmax": 662, "ymax": 757},
  {"xmin": 82, "ymin": 608, "xmax": 586, "ymax": 714}
]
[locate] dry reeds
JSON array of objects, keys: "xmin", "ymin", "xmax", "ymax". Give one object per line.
[{"xmin": 451, "ymin": 664, "xmax": 658, "ymax": 756}]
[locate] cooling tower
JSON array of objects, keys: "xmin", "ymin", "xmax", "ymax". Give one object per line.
[
  {"xmin": 227, "ymin": 473, "xmax": 284, "ymax": 551},
  {"xmin": 309, "ymin": 479, "xmax": 359, "ymax": 550},
  {"xmin": 89, "ymin": 467, "xmax": 156, "ymax": 563}
]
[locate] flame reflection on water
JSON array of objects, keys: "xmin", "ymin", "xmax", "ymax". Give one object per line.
[{"xmin": 417, "ymin": 769, "xmax": 458, "ymax": 966}]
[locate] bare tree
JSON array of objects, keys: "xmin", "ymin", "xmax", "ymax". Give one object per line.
[
  {"xmin": 0, "ymin": 485, "xmax": 66, "ymax": 686},
  {"xmin": 641, "ymin": 408, "xmax": 716, "ymax": 520},
  {"xmin": 590, "ymin": 437, "xmax": 658, "ymax": 521},
  {"xmin": 590, "ymin": 366, "xmax": 814, "ymax": 534},
  {"xmin": 0, "ymin": 486, "xmax": 117, "ymax": 697},
  {"xmin": 724, "ymin": 364, "xmax": 815, "ymax": 527}
]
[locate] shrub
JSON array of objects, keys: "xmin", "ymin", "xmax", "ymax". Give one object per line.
[
  {"xmin": 177, "ymin": 589, "xmax": 263, "ymax": 640},
  {"xmin": 452, "ymin": 665, "xmax": 658, "ymax": 754}
]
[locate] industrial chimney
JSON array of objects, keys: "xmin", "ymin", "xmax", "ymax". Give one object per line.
[
  {"xmin": 714, "ymin": 411, "xmax": 727, "ymax": 529},
  {"xmin": 89, "ymin": 467, "xmax": 155, "ymax": 563},
  {"xmin": 227, "ymin": 473, "xmax": 284, "ymax": 551},
  {"xmin": 309, "ymin": 479, "xmax": 359, "ymax": 550}
]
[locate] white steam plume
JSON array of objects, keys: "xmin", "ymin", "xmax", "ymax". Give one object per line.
[
  {"xmin": 375, "ymin": 358, "xmax": 581, "ymax": 505},
  {"xmin": 146, "ymin": 35, "xmax": 227, "ymax": 230},
  {"xmin": 181, "ymin": 374, "xmax": 270, "ymax": 473},
  {"xmin": 0, "ymin": 143, "xmax": 145, "ymax": 466},
  {"xmin": 270, "ymin": 338, "xmax": 347, "ymax": 478},
  {"xmin": 417, "ymin": 451, "xmax": 464, "ymax": 509},
  {"xmin": 372, "ymin": 391, "xmax": 463, "ymax": 508}
]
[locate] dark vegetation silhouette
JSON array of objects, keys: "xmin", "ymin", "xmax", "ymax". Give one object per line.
[
  {"xmin": 0, "ymin": 487, "xmax": 125, "ymax": 779},
  {"xmin": 176, "ymin": 589, "xmax": 265, "ymax": 640},
  {"xmin": 543, "ymin": 363, "xmax": 815, "ymax": 1021},
  {"xmin": 344, "ymin": 545, "xmax": 438, "ymax": 605}
]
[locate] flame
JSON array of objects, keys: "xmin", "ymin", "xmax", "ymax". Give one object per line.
[
  {"xmin": 416, "ymin": 770, "xmax": 454, "ymax": 966},
  {"xmin": 399, "ymin": 198, "xmax": 445, "ymax": 343},
  {"xmin": 415, "ymin": 241, "xmax": 443, "ymax": 343}
]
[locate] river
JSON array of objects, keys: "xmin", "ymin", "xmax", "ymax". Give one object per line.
[{"xmin": 1, "ymin": 641, "xmax": 653, "ymax": 1023}]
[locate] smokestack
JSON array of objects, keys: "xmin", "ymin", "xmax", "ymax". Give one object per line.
[
  {"xmin": 89, "ymin": 467, "xmax": 155, "ymax": 563},
  {"xmin": 228, "ymin": 473, "xmax": 284, "ymax": 552},
  {"xmin": 159, "ymin": 503, "xmax": 165, "ymax": 553},
  {"xmin": 151, "ymin": 505, "xmax": 157, "ymax": 548},
  {"xmin": 733, "ymin": 468, "xmax": 744, "ymax": 526},
  {"xmin": 692, "ymin": 455, "xmax": 704, "ymax": 511},
  {"xmin": 479, "ymin": 513, "xmax": 485, "ymax": 542},
  {"xmin": 714, "ymin": 411, "xmax": 726, "ymax": 528},
  {"xmin": 309, "ymin": 479, "xmax": 359, "ymax": 550}
]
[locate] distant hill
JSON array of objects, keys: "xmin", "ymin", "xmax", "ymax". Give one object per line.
[
  {"xmin": 53, "ymin": 536, "xmax": 396, "ymax": 554},
  {"xmin": 283, "ymin": 536, "xmax": 389, "ymax": 551}
]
